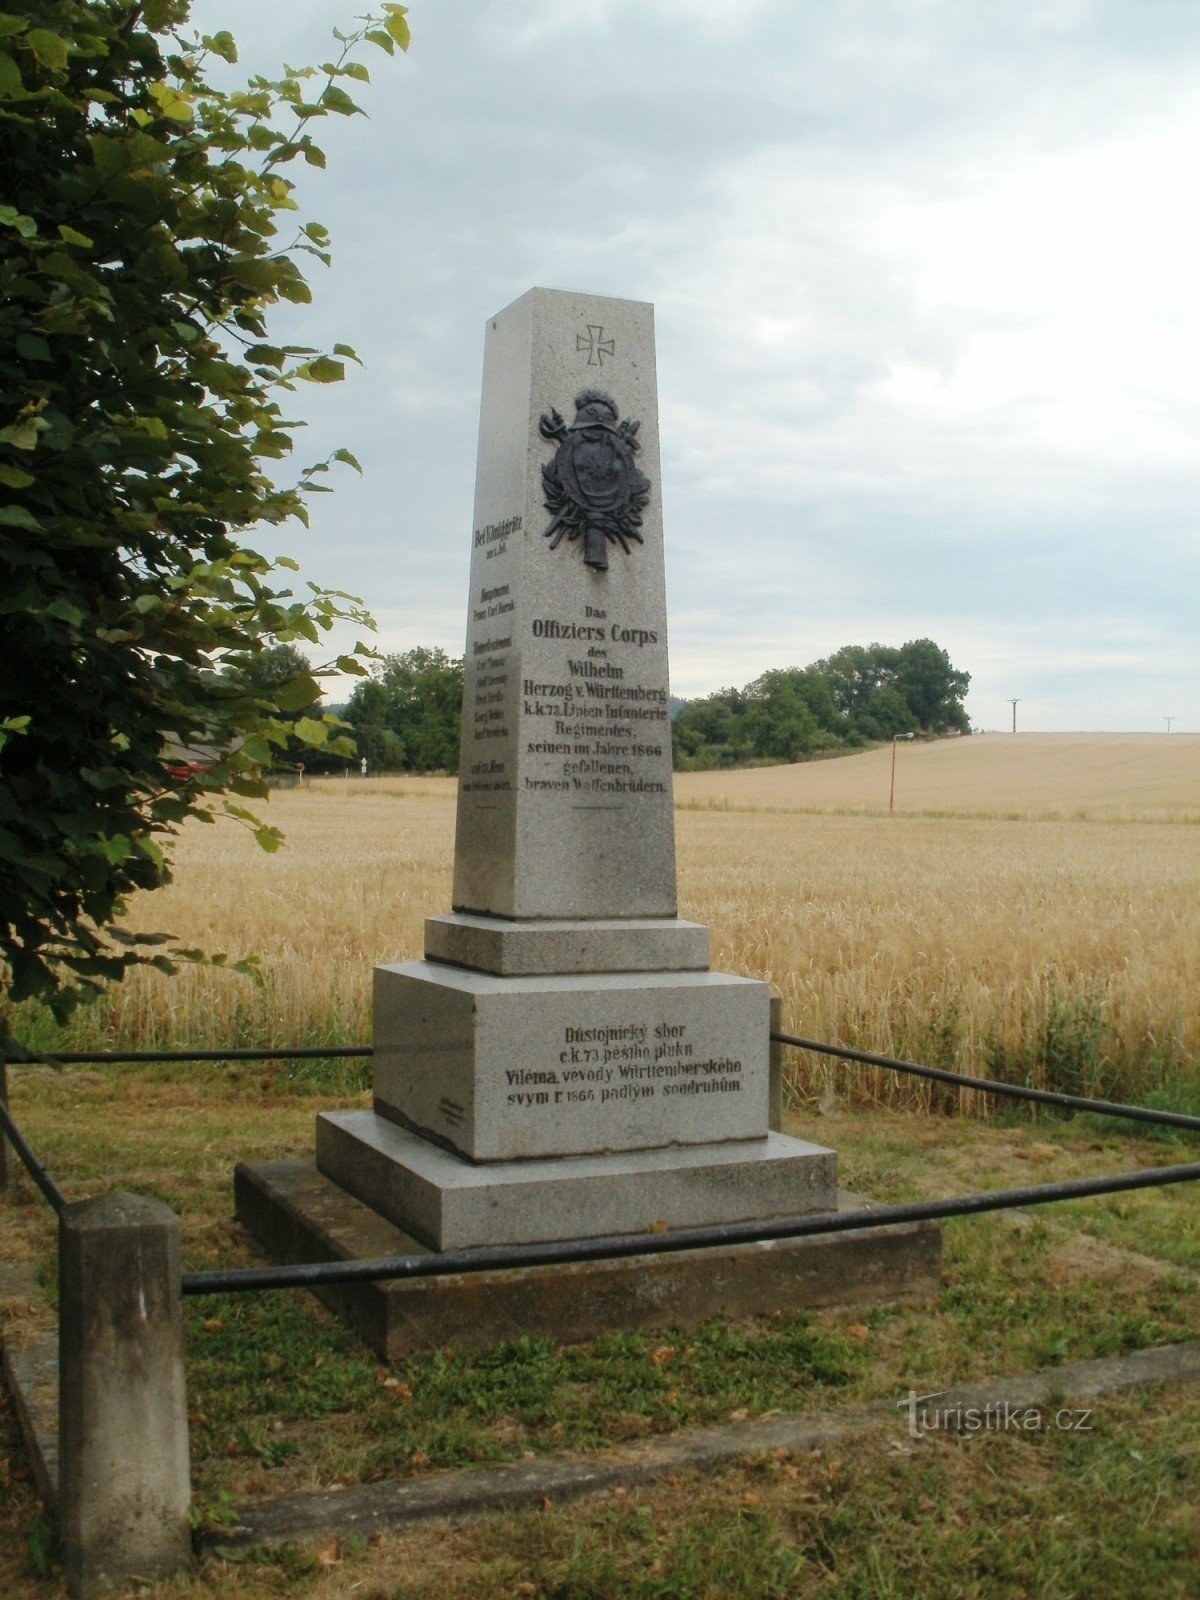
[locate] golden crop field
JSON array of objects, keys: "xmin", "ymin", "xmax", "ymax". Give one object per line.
[
  {"xmin": 676, "ymin": 731, "xmax": 1200, "ymax": 822},
  {"xmin": 33, "ymin": 733, "xmax": 1200, "ymax": 1111}
]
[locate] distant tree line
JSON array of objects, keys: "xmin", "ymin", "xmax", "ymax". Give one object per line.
[
  {"xmin": 672, "ymin": 639, "xmax": 970, "ymax": 769},
  {"xmin": 246, "ymin": 638, "xmax": 969, "ymax": 777}
]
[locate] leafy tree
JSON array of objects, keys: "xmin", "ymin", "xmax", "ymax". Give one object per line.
[
  {"xmin": 0, "ymin": 2, "xmax": 411, "ymax": 1025},
  {"xmin": 744, "ymin": 669, "xmax": 820, "ymax": 763},
  {"xmin": 672, "ymin": 687, "xmax": 752, "ymax": 769},
  {"xmin": 894, "ymin": 637, "xmax": 971, "ymax": 733},
  {"xmin": 344, "ymin": 648, "xmax": 464, "ymax": 774},
  {"xmin": 850, "ymin": 685, "xmax": 918, "ymax": 742},
  {"xmin": 671, "ymin": 639, "xmax": 971, "ymax": 768},
  {"xmin": 812, "ymin": 643, "xmax": 901, "ymax": 721}
]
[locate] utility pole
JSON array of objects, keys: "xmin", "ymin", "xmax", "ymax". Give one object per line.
[
  {"xmin": 1164, "ymin": 716, "xmax": 1174, "ymax": 734},
  {"xmin": 1007, "ymin": 698, "xmax": 1020, "ymax": 733}
]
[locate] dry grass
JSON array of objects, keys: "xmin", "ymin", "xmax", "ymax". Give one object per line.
[{"xmin": 15, "ymin": 738, "xmax": 1198, "ymax": 1110}]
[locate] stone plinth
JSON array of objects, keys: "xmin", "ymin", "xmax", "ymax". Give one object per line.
[
  {"xmin": 367, "ymin": 961, "xmax": 769, "ymax": 1162},
  {"xmin": 235, "ymin": 1159, "xmax": 942, "ymax": 1361},
  {"xmin": 425, "ymin": 912, "xmax": 709, "ymax": 976},
  {"xmin": 317, "ymin": 1112, "xmax": 835, "ymax": 1252}
]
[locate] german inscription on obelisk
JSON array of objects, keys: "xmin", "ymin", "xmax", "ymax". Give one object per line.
[{"xmin": 453, "ymin": 289, "xmax": 676, "ymax": 921}]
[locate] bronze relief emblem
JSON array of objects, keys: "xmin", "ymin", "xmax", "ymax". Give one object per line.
[{"xmin": 539, "ymin": 390, "xmax": 651, "ymax": 572}]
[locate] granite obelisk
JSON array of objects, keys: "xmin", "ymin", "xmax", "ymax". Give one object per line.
[{"xmin": 315, "ymin": 289, "xmax": 837, "ymax": 1249}]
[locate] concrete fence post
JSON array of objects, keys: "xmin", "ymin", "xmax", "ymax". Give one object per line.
[
  {"xmin": 58, "ymin": 1192, "xmax": 191, "ymax": 1599},
  {"xmin": 768, "ymin": 992, "xmax": 784, "ymax": 1132}
]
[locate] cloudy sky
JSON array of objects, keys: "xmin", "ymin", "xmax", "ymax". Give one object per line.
[{"xmin": 192, "ymin": 0, "xmax": 1198, "ymax": 732}]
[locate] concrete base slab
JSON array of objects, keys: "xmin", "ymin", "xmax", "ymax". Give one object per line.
[
  {"xmin": 425, "ymin": 913, "xmax": 710, "ymax": 976},
  {"xmin": 317, "ymin": 1111, "xmax": 836, "ymax": 1252},
  {"xmin": 234, "ymin": 1158, "xmax": 942, "ymax": 1361}
]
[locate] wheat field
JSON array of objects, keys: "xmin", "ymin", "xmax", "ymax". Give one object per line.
[
  {"xmin": 30, "ymin": 734, "xmax": 1200, "ymax": 1110},
  {"xmin": 676, "ymin": 731, "xmax": 1200, "ymax": 822}
]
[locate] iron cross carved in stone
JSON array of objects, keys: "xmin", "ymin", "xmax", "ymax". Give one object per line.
[
  {"xmin": 577, "ymin": 324, "xmax": 615, "ymax": 365},
  {"xmin": 539, "ymin": 389, "xmax": 651, "ymax": 572}
]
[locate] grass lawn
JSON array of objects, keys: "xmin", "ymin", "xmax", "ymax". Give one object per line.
[{"xmin": 2, "ymin": 1064, "xmax": 1197, "ymax": 1598}]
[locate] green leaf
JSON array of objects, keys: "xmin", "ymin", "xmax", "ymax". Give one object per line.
[
  {"xmin": 239, "ymin": 734, "xmax": 274, "ymax": 766},
  {"xmin": 383, "ymin": 7, "xmax": 412, "ymax": 50},
  {"xmin": 57, "ymin": 224, "xmax": 93, "ymax": 248},
  {"xmin": 319, "ymin": 84, "xmax": 360, "ymax": 117},
  {"xmin": 25, "ymin": 28, "xmax": 68, "ymax": 70},
  {"xmin": 271, "ymin": 673, "xmax": 321, "ymax": 711},
  {"xmin": 292, "ymin": 716, "xmax": 329, "ymax": 746},
  {"xmin": 0, "ymin": 48, "xmax": 25, "ymax": 98},
  {"xmin": 254, "ymin": 825, "xmax": 282, "ymax": 854},
  {"xmin": 202, "ymin": 30, "xmax": 237, "ymax": 63},
  {"xmin": 331, "ymin": 447, "xmax": 362, "ymax": 473},
  {"xmin": 335, "ymin": 654, "xmax": 368, "ymax": 675},
  {"xmin": 0, "ymin": 202, "xmax": 36, "ymax": 238},
  {"xmin": 332, "ymin": 343, "xmax": 361, "ymax": 365},
  {"xmin": 16, "ymin": 332, "xmax": 51, "ymax": 362},
  {"xmin": 0, "ymin": 505, "xmax": 41, "ymax": 530},
  {"xmin": 295, "ymin": 356, "xmax": 344, "ymax": 383},
  {"xmin": 148, "ymin": 80, "xmax": 193, "ymax": 122},
  {"xmin": 365, "ymin": 29, "xmax": 395, "ymax": 55},
  {"xmin": 0, "ymin": 410, "xmax": 46, "ymax": 450},
  {"xmin": 0, "ymin": 465, "xmax": 34, "ymax": 488},
  {"xmin": 0, "ymin": 16, "xmax": 29, "ymax": 40}
]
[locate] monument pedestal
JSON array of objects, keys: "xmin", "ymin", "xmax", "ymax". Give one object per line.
[
  {"xmin": 235, "ymin": 288, "xmax": 940, "ymax": 1353},
  {"xmin": 368, "ymin": 957, "xmax": 774, "ymax": 1162},
  {"xmin": 314, "ymin": 925, "xmax": 838, "ymax": 1251},
  {"xmin": 316, "ymin": 1113, "xmax": 836, "ymax": 1252}
]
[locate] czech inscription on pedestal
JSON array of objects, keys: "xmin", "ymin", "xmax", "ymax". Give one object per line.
[{"xmin": 372, "ymin": 965, "xmax": 768, "ymax": 1163}]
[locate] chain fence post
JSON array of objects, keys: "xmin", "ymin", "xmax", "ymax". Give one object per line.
[{"xmin": 58, "ymin": 1192, "xmax": 191, "ymax": 1598}]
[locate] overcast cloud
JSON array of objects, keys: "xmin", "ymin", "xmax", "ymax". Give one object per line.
[{"xmin": 192, "ymin": 0, "xmax": 1199, "ymax": 731}]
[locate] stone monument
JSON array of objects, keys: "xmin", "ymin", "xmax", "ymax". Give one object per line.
[
  {"xmin": 315, "ymin": 287, "xmax": 835, "ymax": 1248},
  {"xmin": 236, "ymin": 289, "xmax": 940, "ymax": 1353}
]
